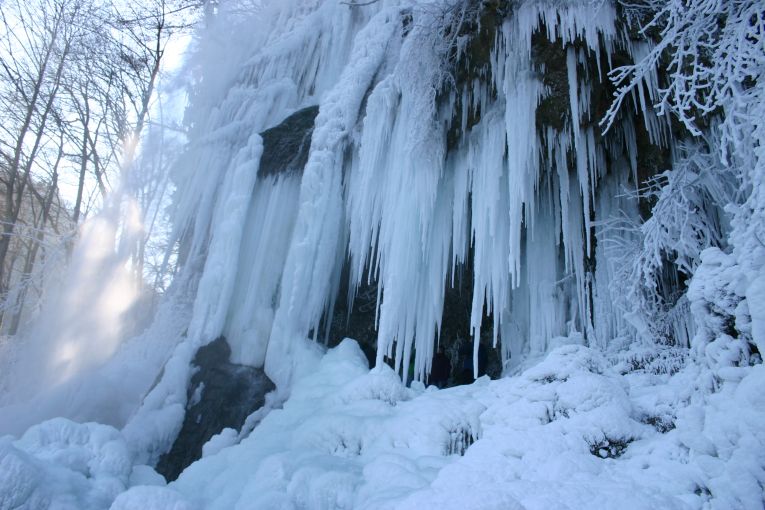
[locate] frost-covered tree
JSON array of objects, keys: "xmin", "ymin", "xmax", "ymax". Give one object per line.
[
  {"xmin": 0, "ymin": 0, "xmax": 203, "ymax": 334},
  {"xmin": 605, "ymin": 0, "xmax": 765, "ymax": 366},
  {"xmin": 608, "ymin": 141, "xmax": 735, "ymax": 346}
]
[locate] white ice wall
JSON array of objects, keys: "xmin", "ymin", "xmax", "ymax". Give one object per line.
[{"xmin": 162, "ymin": 0, "xmax": 689, "ymax": 392}]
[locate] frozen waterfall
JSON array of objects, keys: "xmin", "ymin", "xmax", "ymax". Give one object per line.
[{"xmin": 161, "ymin": 0, "xmax": 689, "ymax": 393}]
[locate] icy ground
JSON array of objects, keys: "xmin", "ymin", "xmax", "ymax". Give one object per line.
[{"xmin": 2, "ymin": 338, "xmax": 763, "ymax": 510}]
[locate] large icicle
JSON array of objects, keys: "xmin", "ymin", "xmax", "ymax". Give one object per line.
[
  {"xmin": 224, "ymin": 174, "xmax": 303, "ymax": 366},
  {"xmin": 185, "ymin": 136, "xmax": 264, "ymax": 344},
  {"xmin": 265, "ymin": 6, "xmax": 400, "ymax": 389}
]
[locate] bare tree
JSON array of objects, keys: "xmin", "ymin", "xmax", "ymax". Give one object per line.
[
  {"xmin": 0, "ymin": 0, "xmax": 203, "ymax": 332},
  {"xmin": 103, "ymin": 0, "xmax": 201, "ymax": 287},
  {"xmin": 0, "ymin": 0, "xmax": 90, "ymax": 310}
]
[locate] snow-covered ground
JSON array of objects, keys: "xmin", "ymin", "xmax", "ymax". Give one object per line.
[{"xmin": 3, "ymin": 338, "xmax": 763, "ymax": 509}]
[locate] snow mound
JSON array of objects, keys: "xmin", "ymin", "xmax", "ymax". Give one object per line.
[
  {"xmin": 109, "ymin": 486, "xmax": 195, "ymax": 510},
  {"xmin": 0, "ymin": 418, "xmax": 162, "ymax": 510},
  {"xmin": 163, "ymin": 342, "xmax": 763, "ymax": 509},
  {"xmin": 3, "ymin": 341, "xmax": 765, "ymax": 509},
  {"xmin": 201, "ymin": 428, "xmax": 238, "ymax": 458}
]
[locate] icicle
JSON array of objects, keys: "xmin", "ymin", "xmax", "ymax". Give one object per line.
[
  {"xmin": 266, "ymin": 6, "xmax": 400, "ymax": 389},
  {"xmin": 346, "ymin": 76, "xmax": 399, "ymax": 292},
  {"xmin": 223, "ymin": 174, "xmax": 302, "ymax": 366},
  {"xmin": 186, "ymin": 134, "xmax": 263, "ymax": 345},
  {"xmin": 170, "ymin": 0, "xmax": 671, "ymax": 388},
  {"xmin": 525, "ymin": 187, "xmax": 566, "ymax": 354},
  {"xmin": 467, "ymin": 108, "xmax": 512, "ymax": 374}
]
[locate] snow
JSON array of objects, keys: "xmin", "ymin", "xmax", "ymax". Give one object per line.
[
  {"xmin": 4, "ymin": 339, "xmax": 755, "ymax": 509},
  {"xmin": 201, "ymin": 429, "xmax": 238, "ymax": 459},
  {"xmin": 746, "ymin": 271, "xmax": 765, "ymax": 356},
  {"xmin": 109, "ymin": 486, "xmax": 195, "ymax": 510},
  {"xmin": 0, "ymin": 419, "xmax": 163, "ymax": 510},
  {"xmin": 3, "ymin": 338, "xmax": 764, "ymax": 509}
]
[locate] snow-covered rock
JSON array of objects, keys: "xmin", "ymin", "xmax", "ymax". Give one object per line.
[{"xmin": 0, "ymin": 419, "xmax": 158, "ymax": 510}]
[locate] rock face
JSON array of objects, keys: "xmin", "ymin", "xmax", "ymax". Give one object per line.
[
  {"xmin": 258, "ymin": 105, "xmax": 320, "ymax": 177},
  {"xmin": 325, "ymin": 261, "xmax": 502, "ymax": 386},
  {"xmin": 155, "ymin": 337, "xmax": 275, "ymax": 481}
]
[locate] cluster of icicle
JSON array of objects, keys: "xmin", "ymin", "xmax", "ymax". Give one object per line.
[{"xmin": 167, "ymin": 0, "xmax": 685, "ymax": 389}]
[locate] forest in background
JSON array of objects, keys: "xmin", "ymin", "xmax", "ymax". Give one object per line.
[{"xmin": 0, "ymin": 0, "xmax": 212, "ymax": 336}]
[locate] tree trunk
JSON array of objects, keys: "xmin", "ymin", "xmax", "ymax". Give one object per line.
[{"xmin": 8, "ymin": 174, "xmax": 58, "ymax": 336}]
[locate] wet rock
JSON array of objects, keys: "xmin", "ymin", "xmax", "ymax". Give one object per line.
[
  {"xmin": 258, "ymin": 105, "xmax": 320, "ymax": 177},
  {"xmin": 324, "ymin": 259, "xmax": 502, "ymax": 386},
  {"xmin": 155, "ymin": 337, "xmax": 275, "ymax": 481}
]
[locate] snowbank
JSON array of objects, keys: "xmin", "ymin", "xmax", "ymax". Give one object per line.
[
  {"xmin": 0, "ymin": 418, "xmax": 163, "ymax": 509},
  {"xmin": 3, "ymin": 339, "xmax": 763, "ymax": 509}
]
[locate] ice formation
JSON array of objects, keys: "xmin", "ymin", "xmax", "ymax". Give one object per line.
[
  {"xmin": 161, "ymin": 0, "xmax": 678, "ymax": 389},
  {"xmin": 77, "ymin": 0, "xmax": 764, "ymax": 471}
]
